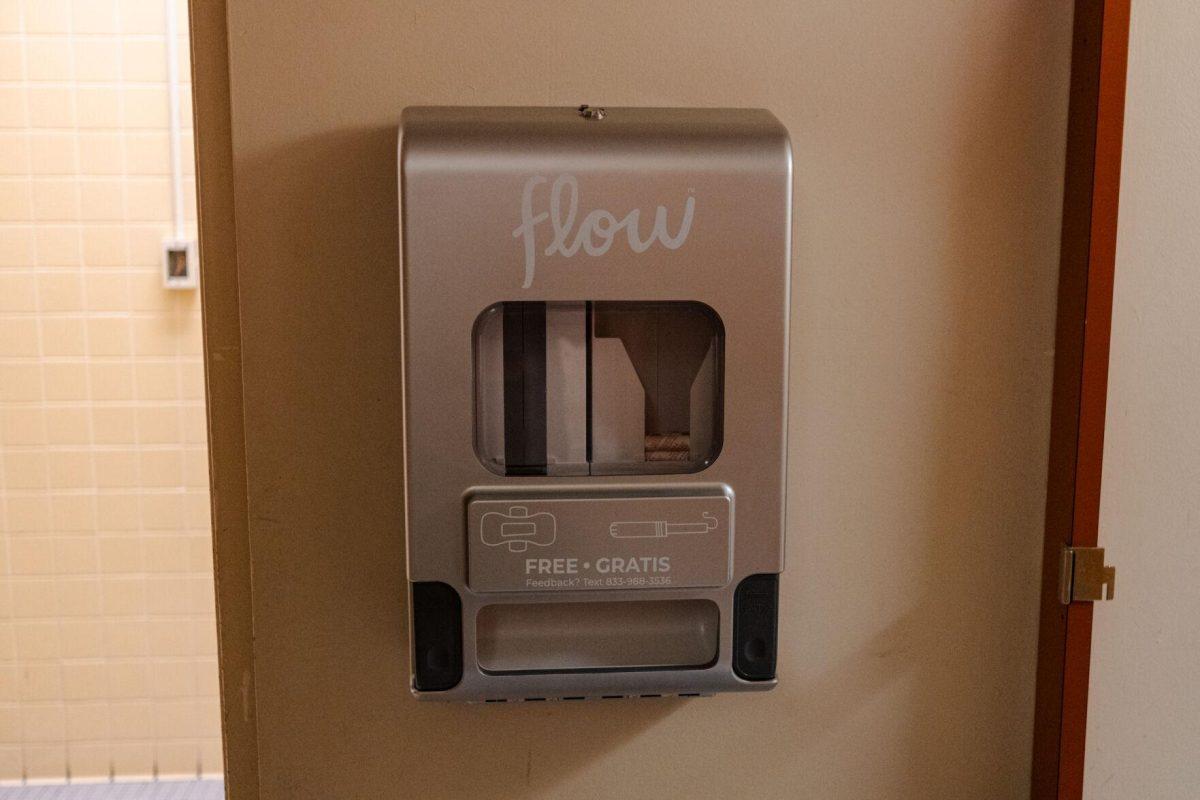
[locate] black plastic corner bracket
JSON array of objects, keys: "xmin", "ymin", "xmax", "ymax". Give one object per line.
[
  {"xmin": 733, "ymin": 573, "xmax": 779, "ymax": 681},
  {"xmin": 411, "ymin": 581, "xmax": 463, "ymax": 692}
]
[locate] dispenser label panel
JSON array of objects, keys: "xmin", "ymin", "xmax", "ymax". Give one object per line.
[{"xmin": 467, "ymin": 495, "xmax": 732, "ymax": 593}]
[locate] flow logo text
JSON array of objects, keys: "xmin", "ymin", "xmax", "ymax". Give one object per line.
[{"xmin": 512, "ymin": 174, "xmax": 695, "ymax": 288}]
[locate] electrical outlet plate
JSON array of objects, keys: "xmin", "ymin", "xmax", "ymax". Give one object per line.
[{"xmin": 162, "ymin": 238, "xmax": 198, "ymax": 289}]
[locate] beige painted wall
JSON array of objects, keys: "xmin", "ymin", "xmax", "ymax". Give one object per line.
[
  {"xmin": 1084, "ymin": 2, "xmax": 1200, "ymax": 796},
  {"xmin": 0, "ymin": 0, "xmax": 221, "ymax": 783},
  {"xmin": 219, "ymin": 2, "xmax": 1072, "ymax": 797}
]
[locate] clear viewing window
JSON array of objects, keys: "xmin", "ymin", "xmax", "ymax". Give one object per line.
[{"xmin": 474, "ymin": 301, "xmax": 724, "ymax": 476}]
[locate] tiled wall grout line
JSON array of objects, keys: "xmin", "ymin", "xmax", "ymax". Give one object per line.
[
  {"xmin": 16, "ymin": 0, "xmax": 51, "ymax": 783},
  {"xmin": 0, "ymin": 0, "xmax": 20, "ymax": 775},
  {"xmin": 116, "ymin": 0, "xmax": 149, "ymax": 782},
  {"xmin": 117, "ymin": 1, "xmax": 156, "ymax": 775},
  {"xmin": 65, "ymin": 2, "xmax": 104, "ymax": 785}
]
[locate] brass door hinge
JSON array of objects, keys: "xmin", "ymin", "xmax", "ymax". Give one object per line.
[{"xmin": 1060, "ymin": 546, "xmax": 1116, "ymax": 604}]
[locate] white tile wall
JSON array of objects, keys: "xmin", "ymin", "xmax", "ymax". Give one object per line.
[{"xmin": 0, "ymin": 0, "xmax": 221, "ymax": 784}]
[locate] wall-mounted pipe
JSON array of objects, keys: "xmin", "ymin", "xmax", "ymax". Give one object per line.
[
  {"xmin": 161, "ymin": 0, "xmax": 196, "ymax": 289},
  {"xmin": 165, "ymin": 0, "xmax": 184, "ymax": 242}
]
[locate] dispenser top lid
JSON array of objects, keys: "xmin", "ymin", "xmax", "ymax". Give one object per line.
[{"xmin": 400, "ymin": 105, "xmax": 791, "ymax": 161}]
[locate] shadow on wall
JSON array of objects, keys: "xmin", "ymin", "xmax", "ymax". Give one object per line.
[
  {"xmin": 230, "ymin": 127, "xmax": 674, "ymax": 799},
  {"xmin": 782, "ymin": 4, "xmax": 1067, "ymax": 798},
  {"xmin": 906, "ymin": 6, "xmax": 1068, "ymax": 789}
]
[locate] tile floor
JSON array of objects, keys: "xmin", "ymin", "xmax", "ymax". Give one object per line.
[{"xmin": 0, "ymin": 781, "xmax": 222, "ymax": 799}]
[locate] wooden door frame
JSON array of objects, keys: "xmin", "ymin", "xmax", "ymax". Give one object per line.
[
  {"xmin": 1030, "ymin": 1, "xmax": 1131, "ymax": 798},
  {"xmin": 187, "ymin": 1, "xmax": 260, "ymax": 798}
]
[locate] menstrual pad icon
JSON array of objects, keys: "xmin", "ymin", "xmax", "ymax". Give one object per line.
[{"xmin": 480, "ymin": 507, "xmax": 557, "ymax": 552}]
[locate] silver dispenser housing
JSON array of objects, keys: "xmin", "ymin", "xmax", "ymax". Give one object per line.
[{"xmin": 399, "ymin": 106, "xmax": 792, "ymax": 701}]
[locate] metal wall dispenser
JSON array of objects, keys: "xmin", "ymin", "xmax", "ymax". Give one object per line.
[{"xmin": 399, "ymin": 105, "xmax": 792, "ymax": 701}]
